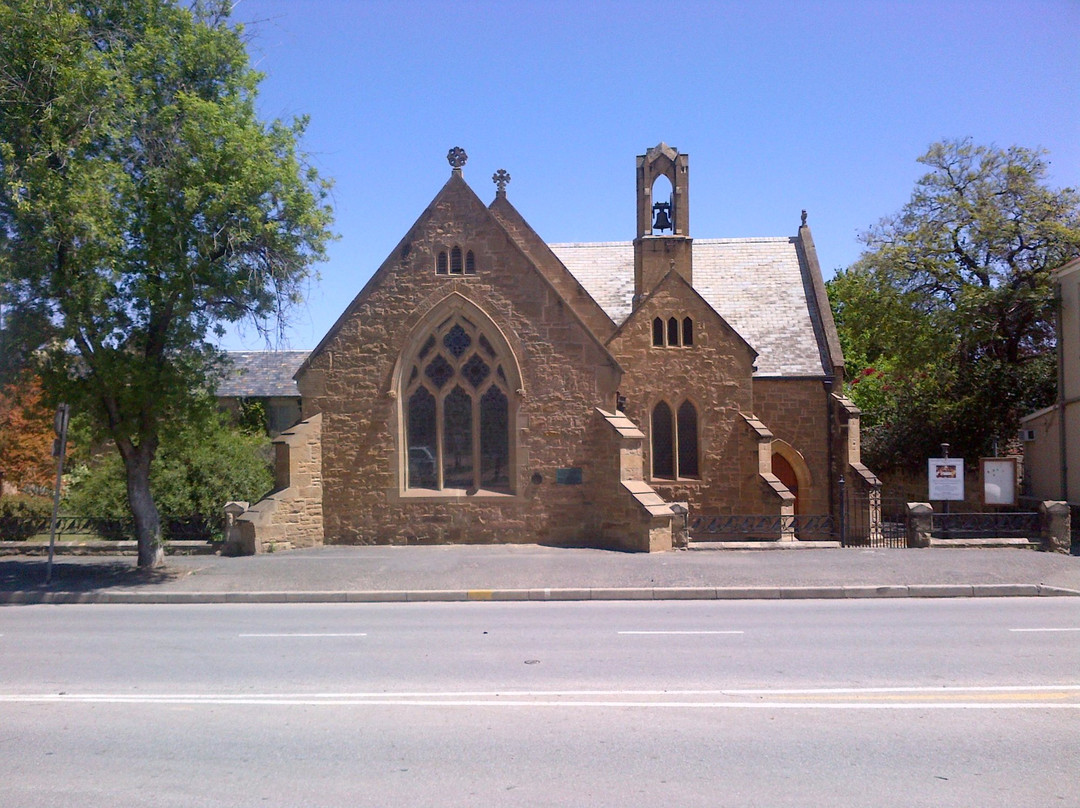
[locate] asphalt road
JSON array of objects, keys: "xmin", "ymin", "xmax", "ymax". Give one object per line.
[{"xmin": 2, "ymin": 598, "xmax": 1078, "ymax": 807}]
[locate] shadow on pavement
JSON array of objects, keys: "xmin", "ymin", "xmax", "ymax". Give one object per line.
[{"xmin": 0, "ymin": 559, "xmax": 185, "ymax": 593}]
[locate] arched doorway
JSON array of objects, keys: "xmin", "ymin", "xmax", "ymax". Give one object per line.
[{"xmin": 771, "ymin": 453, "xmax": 800, "ymax": 515}]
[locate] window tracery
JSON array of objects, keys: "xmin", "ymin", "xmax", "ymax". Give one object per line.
[{"xmin": 403, "ymin": 311, "xmax": 513, "ymax": 493}]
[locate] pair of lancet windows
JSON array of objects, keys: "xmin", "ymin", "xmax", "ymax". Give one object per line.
[
  {"xmin": 436, "ymin": 246, "xmax": 476, "ymax": 275},
  {"xmin": 652, "ymin": 316, "xmax": 693, "ymax": 347},
  {"xmin": 651, "ymin": 400, "xmax": 699, "ymax": 480},
  {"xmin": 404, "ymin": 313, "xmax": 511, "ymax": 493}
]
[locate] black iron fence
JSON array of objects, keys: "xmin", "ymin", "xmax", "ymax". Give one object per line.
[
  {"xmin": 688, "ymin": 486, "xmax": 903, "ymax": 547},
  {"xmin": 930, "ymin": 511, "xmax": 1039, "ymax": 540},
  {"xmin": 687, "ymin": 514, "xmax": 836, "ymax": 542},
  {"xmin": 0, "ymin": 516, "xmax": 220, "ymax": 542}
]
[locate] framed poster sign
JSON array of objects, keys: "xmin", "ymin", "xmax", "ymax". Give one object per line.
[
  {"xmin": 928, "ymin": 457, "xmax": 965, "ymax": 501},
  {"xmin": 981, "ymin": 457, "xmax": 1017, "ymax": 506}
]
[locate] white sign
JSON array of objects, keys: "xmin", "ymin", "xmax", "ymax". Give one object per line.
[
  {"xmin": 982, "ymin": 458, "xmax": 1017, "ymax": 506},
  {"xmin": 928, "ymin": 457, "xmax": 965, "ymax": 501}
]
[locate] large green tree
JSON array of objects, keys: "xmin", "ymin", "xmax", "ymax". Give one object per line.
[
  {"xmin": 829, "ymin": 139, "xmax": 1080, "ymax": 471},
  {"xmin": 0, "ymin": 0, "xmax": 333, "ymax": 566}
]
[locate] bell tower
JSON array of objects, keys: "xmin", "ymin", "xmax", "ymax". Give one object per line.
[{"xmin": 634, "ymin": 142, "xmax": 691, "ymax": 307}]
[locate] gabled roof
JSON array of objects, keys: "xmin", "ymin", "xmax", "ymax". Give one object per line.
[
  {"xmin": 489, "ymin": 196, "xmax": 617, "ymax": 341},
  {"xmin": 550, "ymin": 237, "xmax": 830, "ymax": 377},
  {"xmin": 297, "ymin": 169, "xmax": 622, "ymax": 381},
  {"xmin": 610, "ymin": 266, "xmax": 758, "ymax": 363},
  {"xmin": 217, "ymin": 351, "xmax": 309, "ymax": 398}
]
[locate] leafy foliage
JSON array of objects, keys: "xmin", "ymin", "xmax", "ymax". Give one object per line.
[
  {"xmin": 64, "ymin": 410, "xmax": 272, "ymax": 521},
  {"xmin": 829, "ymin": 139, "xmax": 1080, "ymax": 471},
  {"xmin": 0, "ymin": 0, "xmax": 333, "ymax": 565},
  {"xmin": 0, "ymin": 373, "xmax": 59, "ymax": 492},
  {"xmin": 0, "ymin": 493, "xmax": 53, "ymax": 519}
]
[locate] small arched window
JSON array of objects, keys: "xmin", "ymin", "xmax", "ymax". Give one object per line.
[
  {"xmin": 652, "ymin": 315, "xmax": 694, "ymax": 347},
  {"xmin": 652, "ymin": 318, "xmax": 664, "ymax": 347},
  {"xmin": 450, "ymin": 246, "xmax": 463, "ymax": 274},
  {"xmin": 465, "ymin": 250, "xmax": 476, "ymax": 274},
  {"xmin": 436, "ymin": 251, "xmax": 448, "ymax": 275}
]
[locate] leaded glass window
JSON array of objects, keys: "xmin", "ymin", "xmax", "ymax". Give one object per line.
[
  {"xmin": 651, "ymin": 398, "xmax": 699, "ymax": 480},
  {"xmin": 651, "ymin": 401, "xmax": 674, "ymax": 479},
  {"xmin": 677, "ymin": 400, "xmax": 699, "ymax": 477},
  {"xmin": 403, "ymin": 312, "xmax": 514, "ymax": 493}
]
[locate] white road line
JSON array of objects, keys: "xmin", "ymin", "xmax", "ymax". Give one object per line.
[
  {"xmin": 4, "ymin": 685, "xmax": 1077, "ymax": 699},
  {"xmin": 1009, "ymin": 628, "xmax": 1080, "ymax": 632},
  {"xmin": 618, "ymin": 630, "xmax": 744, "ymax": 635},
  {"xmin": 237, "ymin": 633, "xmax": 368, "ymax": 638},
  {"xmin": 0, "ymin": 693, "xmax": 1076, "ymax": 709}
]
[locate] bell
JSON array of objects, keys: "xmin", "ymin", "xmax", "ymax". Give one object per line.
[{"xmin": 652, "ymin": 201, "xmax": 672, "ymax": 232}]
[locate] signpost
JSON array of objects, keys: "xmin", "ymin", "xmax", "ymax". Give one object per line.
[
  {"xmin": 928, "ymin": 456, "xmax": 965, "ymax": 503},
  {"xmin": 45, "ymin": 403, "xmax": 70, "ymax": 585}
]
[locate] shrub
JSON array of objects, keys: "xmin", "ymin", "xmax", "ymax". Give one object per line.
[
  {"xmin": 0, "ymin": 494, "xmax": 53, "ymax": 540},
  {"xmin": 64, "ymin": 412, "xmax": 273, "ymax": 534}
]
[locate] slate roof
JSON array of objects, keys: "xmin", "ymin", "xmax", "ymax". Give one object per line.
[
  {"xmin": 216, "ymin": 351, "xmax": 310, "ymax": 398},
  {"xmin": 549, "ymin": 238, "xmax": 828, "ymax": 377}
]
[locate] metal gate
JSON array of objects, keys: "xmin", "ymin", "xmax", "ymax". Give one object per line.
[{"xmin": 840, "ymin": 484, "xmax": 906, "ymax": 548}]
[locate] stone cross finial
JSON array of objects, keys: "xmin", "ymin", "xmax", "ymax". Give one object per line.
[
  {"xmin": 801, "ymin": 209, "xmax": 807, "ymax": 226},
  {"xmin": 447, "ymin": 147, "xmax": 468, "ymax": 170},
  {"xmin": 492, "ymin": 169, "xmax": 511, "ymax": 196}
]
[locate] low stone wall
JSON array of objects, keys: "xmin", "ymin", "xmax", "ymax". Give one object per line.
[{"xmin": 904, "ymin": 500, "xmax": 1071, "ymax": 553}]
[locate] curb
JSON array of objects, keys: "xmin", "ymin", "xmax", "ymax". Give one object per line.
[{"xmin": 1, "ymin": 583, "xmax": 1077, "ymax": 605}]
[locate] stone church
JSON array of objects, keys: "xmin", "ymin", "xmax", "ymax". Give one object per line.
[{"xmin": 234, "ymin": 143, "xmax": 877, "ymax": 552}]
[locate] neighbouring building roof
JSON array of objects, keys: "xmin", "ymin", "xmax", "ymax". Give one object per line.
[
  {"xmin": 550, "ymin": 237, "xmax": 828, "ymax": 377},
  {"xmin": 216, "ymin": 350, "xmax": 310, "ymax": 398}
]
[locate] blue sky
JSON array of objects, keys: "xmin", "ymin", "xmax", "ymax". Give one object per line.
[{"xmin": 226, "ymin": 0, "xmax": 1080, "ymax": 351}]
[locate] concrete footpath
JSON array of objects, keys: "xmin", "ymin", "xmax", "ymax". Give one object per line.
[{"xmin": 1, "ymin": 543, "xmax": 1078, "ymax": 604}]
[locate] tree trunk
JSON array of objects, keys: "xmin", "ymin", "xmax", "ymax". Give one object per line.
[{"xmin": 124, "ymin": 448, "xmax": 164, "ymax": 568}]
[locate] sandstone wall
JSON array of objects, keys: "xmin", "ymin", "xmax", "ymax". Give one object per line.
[
  {"xmin": 609, "ymin": 272, "xmax": 765, "ymax": 515},
  {"xmin": 752, "ymin": 378, "xmax": 832, "ymax": 516},
  {"xmin": 297, "ymin": 175, "xmax": 627, "ymax": 547},
  {"xmin": 235, "ymin": 414, "xmax": 323, "ymax": 553}
]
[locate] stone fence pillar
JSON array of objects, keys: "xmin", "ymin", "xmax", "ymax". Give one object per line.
[
  {"xmin": 221, "ymin": 501, "xmax": 250, "ymax": 556},
  {"xmin": 905, "ymin": 502, "xmax": 933, "ymax": 548},
  {"xmin": 670, "ymin": 502, "xmax": 689, "ymax": 549},
  {"xmin": 1039, "ymin": 501, "xmax": 1071, "ymax": 554}
]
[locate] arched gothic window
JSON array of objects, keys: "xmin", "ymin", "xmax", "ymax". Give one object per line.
[
  {"xmin": 651, "ymin": 401, "xmax": 674, "ymax": 478},
  {"xmin": 682, "ymin": 317, "xmax": 693, "ymax": 346},
  {"xmin": 651, "ymin": 399, "xmax": 699, "ymax": 480},
  {"xmin": 651, "ymin": 315, "xmax": 694, "ymax": 347},
  {"xmin": 450, "ymin": 246, "xmax": 463, "ymax": 274},
  {"xmin": 403, "ymin": 311, "xmax": 513, "ymax": 493}
]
